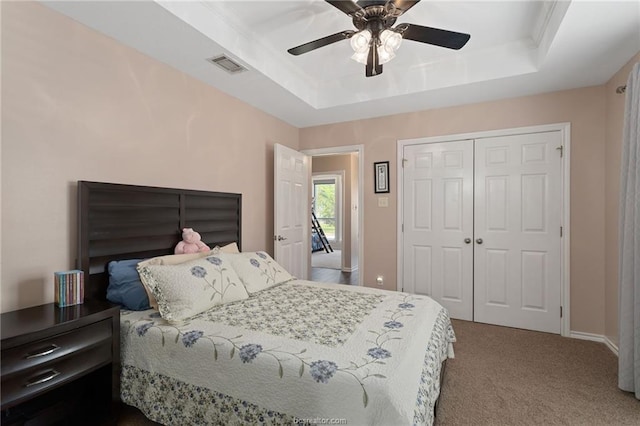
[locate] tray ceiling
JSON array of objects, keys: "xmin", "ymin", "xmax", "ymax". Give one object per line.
[{"xmin": 43, "ymin": 1, "xmax": 640, "ymax": 127}]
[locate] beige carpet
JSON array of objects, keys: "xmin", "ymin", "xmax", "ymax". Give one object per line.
[
  {"xmin": 117, "ymin": 319, "xmax": 639, "ymax": 425},
  {"xmin": 311, "ymin": 249, "xmax": 341, "ymax": 269},
  {"xmin": 436, "ymin": 320, "xmax": 639, "ymax": 425}
]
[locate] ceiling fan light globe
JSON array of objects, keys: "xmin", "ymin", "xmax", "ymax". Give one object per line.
[
  {"xmin": 350, "ymin": 29, "xmax": 372, "ymax": 52},
  {"xmin": 380, "ymin": 29, "xmax": 402, "ymax": 52},
  {"xmin": 351, "ymin": 49, "xmax": 369, "ymax": 65},
  {"xmin": 377, "ymin": 46, "xmax": 395, "ymax": 64}
]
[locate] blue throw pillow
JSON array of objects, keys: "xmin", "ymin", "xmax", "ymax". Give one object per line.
[{"xmin": 107, "ymin": 259, "xmax": 150, "ymax": 310}]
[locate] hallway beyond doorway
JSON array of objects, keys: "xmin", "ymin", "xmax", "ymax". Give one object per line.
[
  {"xmin": 311, "ymin": 249, "xmax": 341, "ymax": 269},
  {"xmin": 311, "ymin": 266, "xmax": 358, "ymax": 286}
]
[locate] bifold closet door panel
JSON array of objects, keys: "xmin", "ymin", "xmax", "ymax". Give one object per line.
[
  {"xmin": 402, "ymin": 140, "xmax": 474, "ymax": 321},
  {"xmin": 473, "ymin": 132, "xmax": 563, "ymax": 334}
]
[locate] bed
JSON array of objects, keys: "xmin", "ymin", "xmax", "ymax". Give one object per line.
[{"xmin": 77, "ymin": 181, "xmax": 455, "ymax": 425}]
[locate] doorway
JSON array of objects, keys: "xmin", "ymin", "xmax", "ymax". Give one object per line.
[
  {"xmin": 303, "ymin": 146, "xmax": 364, "ymax": 286},
  {"xmin": 397, "ymin": 124, "xmax": 571, "ymax": 335},
  {"xmin": 312, "ymin": 174, "xmax": 342, "ymax": 250}
]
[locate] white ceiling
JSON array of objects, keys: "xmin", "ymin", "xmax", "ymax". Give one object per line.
[{"xmin": 43, "ymin": 0, "xmax": 640, "ymax": 128}]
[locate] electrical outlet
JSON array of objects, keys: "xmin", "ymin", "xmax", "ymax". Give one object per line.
[{"xmin": 376, "ymin": 276, "xmax": 384, "ymax": 286}]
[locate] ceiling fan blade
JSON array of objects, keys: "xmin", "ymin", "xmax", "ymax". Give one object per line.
[
  {"xmin": 365, "ymin": 45, "xmax": 383, "ymax": 77},
  {"xmin": 388, "ymin": 0, "xmax": 421, "ymax": 17},
  {"xmin": 325, "ymin": 0, "xmax": 364, "ymax": 16},
  {"xmin": 288, "ymin": 31, "xmax": 355, "ymax": 56},
  {"xmin": 401, "ymin": 23, "xmax": 470, "ymax": 50}
]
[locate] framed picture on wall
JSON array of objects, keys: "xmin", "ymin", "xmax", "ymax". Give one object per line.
[{"xmin": 374, "ymin": 161, "xmax": 390, "ymax": 193}]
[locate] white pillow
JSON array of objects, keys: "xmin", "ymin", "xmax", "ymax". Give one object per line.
[
  {"xmin": 138, "ymin": 251, "xmax": 216, "ymax": 268},
  {"xmin": 229, "ymin": 251, "xmax": 294, "ymax": 294},
  {"xmin": 216, "ymin": 242, "xmax": 241, "ymax": 254},
  {"xmin": 137, "ymin": 254, "xmax": 248, "ymax": 323},
  {"xmin": 137, "ymin": 250, "xmax": 216, "ymax": 309}
]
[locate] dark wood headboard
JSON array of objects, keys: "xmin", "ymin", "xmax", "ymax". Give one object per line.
[{"xmin": 77, "ymin": 181, "xmax": 242, "ymax": 301}]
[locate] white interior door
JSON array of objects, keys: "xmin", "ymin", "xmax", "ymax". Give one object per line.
[
  {"xmin": 274, "ymin": 144, "xmax": 309, "ymax": 279},
  {"xmin": 474, "ymin": 132, "xmax": 562, "ymax": 333},
  {"xmin": 402, "ymin": 140, "xmax": 474, "ymax": 320}
]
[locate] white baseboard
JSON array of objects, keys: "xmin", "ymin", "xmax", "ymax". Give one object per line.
[
  {"xmin": 570, "ymin": 330, "xmax": 604, "ymax": 342},
  {"xmin": 604, "ymin": 336, "xmax": 619, "ymax": 356},
  {"xmin": 570, "ymin": 331, "xmax": 619, "ymax": 356}
]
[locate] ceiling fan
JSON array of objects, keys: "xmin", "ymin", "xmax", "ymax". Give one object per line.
[{"xmin": 287, "ymin": 0, "xmax": 470, "ymax": 77}]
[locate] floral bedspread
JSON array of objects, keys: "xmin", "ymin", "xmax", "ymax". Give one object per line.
[{"xmin": 120, "ymin": 280, "xmax": 456, "ymax": 425}]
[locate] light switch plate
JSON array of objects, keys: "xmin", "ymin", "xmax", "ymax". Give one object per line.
[{"xmin": 378, "ymin": 197, "xmax": 389, "ymax": 207}]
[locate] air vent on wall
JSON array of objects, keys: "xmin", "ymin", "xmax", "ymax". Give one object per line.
[{"xmin": 207, "ymin": 55, "xmax": 247, "ymax": 74}]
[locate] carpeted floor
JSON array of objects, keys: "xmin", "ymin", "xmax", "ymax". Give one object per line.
[
  {"xmin": 435, "ymin": 319, "xmax": 639, "ymax": 425},
  {"xmin": 117, "ymin": 319, "xmax": 639, "ymax": 425},
  {"xmin": 311, "ymin": 249, "xmax": 341, "ymax": 269}
]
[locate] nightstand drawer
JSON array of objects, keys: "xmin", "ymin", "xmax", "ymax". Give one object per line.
[
  {"xmin": 1, "ymin": 341, "xmax": 112, "ymax": 409},
  {"xmin": 1, "ymin": 319, "xmax": 111, "ymax": 378},
  {"xmin": 1, "ymin": 301, "xmax": 120, "ymax": 422}
]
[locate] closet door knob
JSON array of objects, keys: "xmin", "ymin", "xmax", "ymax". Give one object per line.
[
  {"xmin": 464, "ymin": 238, "xmax": 471, "ymax": 244},
  {"xmin": 476, "ymin": 238, "xmax": 483, "ymax": 244}
]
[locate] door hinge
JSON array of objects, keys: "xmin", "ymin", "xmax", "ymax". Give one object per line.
[
  {"xmin": 402, "ymin": 223, "xmax": 404, "ymax": 232},
  {"xmin": 556, "ymin": 146, "xmax": 564, "ymax": 157},
  {"xmin": 402, "ymin": 158, "xmax": 408, "ymax": 168},
  {"xmin": 560, "ymin": 226, "xmax": 563, "ymax": 237},
  {"xmin": 560, "ymin": 306, "xmax": 563, "ymax": 318}
]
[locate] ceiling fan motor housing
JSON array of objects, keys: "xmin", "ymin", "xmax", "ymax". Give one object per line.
[
  {"xmin": 353, "ymin": 4, "xmax": 398, "ymax": 35},
  {"xmin": 287, "ymin": 1, "xmax": 471, "ymax": 77}
]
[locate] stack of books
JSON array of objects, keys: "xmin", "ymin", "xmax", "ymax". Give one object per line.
[{"xmin": 55, "ymin": 270, "xmax": 84, "ymax": 307}]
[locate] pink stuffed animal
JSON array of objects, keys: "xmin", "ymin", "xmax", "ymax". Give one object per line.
[{"xmin": 174, "ymin": 228, "xmax": 210, "ymax": 254}]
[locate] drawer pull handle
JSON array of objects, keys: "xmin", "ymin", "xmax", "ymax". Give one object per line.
[
  {"xmin": 25, "ymin": 344, "xmax": 60, "ymax": 359},
  {"xmin": 25, "ymin": 370, "xmax": 61, "ymax": 387}
]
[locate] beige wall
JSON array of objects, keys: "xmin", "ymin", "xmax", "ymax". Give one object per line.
[
  {"xmin": 300, "ymin": 86, "xmax": 610, "ymax": 335},
  {"xmin": 0, "ymin": 2, "xmax": 298, "ymax": 312},
  {"xmin": 604, "ymin": 52, "xmax": 640, "ymax": 347}
]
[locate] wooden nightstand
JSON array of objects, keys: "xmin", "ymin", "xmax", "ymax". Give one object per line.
[{"xmin": 1, "ymin": 300, "xmax": 120, "ymax": 425}]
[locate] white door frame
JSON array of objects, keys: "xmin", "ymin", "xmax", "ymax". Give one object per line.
[
  {"xmin": 302, "ymin": 145, "xmax": 364, "ymax": 286},
  {"xmin": 397, "ymin": 123, "xmax": 571, "ymax": 336}
]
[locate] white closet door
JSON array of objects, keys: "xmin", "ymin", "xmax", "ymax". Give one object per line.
[
  {"xmin": 402, "ymin": 140, "xmax": 474, "ymax": 320},
  {"xmin": 474, "ymin": 132, "xmax": 562, "ymax": 333}
]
